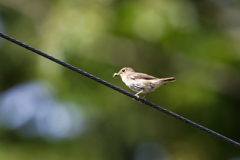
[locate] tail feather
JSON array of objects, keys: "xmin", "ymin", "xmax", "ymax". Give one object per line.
[
  {"xmin": 161, "ymin": 77, "xmax": 175, "ymax": 82},
  {"xmin": 150, "ymin": 77, "xmax": 175, "ymax": 89}
]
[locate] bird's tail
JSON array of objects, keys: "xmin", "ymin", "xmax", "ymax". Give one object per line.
[
  {"xmin": 151, "ymin": 77, "xmax": 175, "ymax": 89},
  {"xmin": 161, "ymin": 77, "xmax": 175, "ymax": 82}
]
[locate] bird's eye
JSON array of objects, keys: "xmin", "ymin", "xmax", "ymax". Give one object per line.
[{"xmin": 122, "ymin": 69, "xmax": 125, "ymax": 72}]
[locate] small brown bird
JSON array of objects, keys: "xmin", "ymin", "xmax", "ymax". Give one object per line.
[{"xmin": 113, "ymin": 67, "xmax": 175, "ymax": 100}]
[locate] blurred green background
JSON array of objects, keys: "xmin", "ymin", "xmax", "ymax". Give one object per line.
[{"xmin": 0, "ymin": 0, "xmax": 240, "ymax": 159}]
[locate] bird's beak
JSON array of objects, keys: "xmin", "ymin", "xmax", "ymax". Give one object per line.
[{"xmin": 113, "ymin": 73, "xmax": 120, "ymax": 78}]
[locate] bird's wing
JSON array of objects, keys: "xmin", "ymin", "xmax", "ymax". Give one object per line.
[{"xmin": 130, "ymin": 73, "xmax": 157, "ymax": 80}]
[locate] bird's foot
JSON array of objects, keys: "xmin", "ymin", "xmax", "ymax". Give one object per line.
[
  {"xmin": 132, "ymin": 94, "xmax": 139, "ymax": 100},
  {"xmin": 140, "ymin": 97, "xmax": 146, "ymax": 104},
  {"xmin": 133, "ymin": 94, "xmax": 147, "ymax": 104}
]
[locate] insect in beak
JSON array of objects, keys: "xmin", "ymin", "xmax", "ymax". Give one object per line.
[{"xmin": 113, "ymin": 73, "xmax": 120, "ymax": 78}]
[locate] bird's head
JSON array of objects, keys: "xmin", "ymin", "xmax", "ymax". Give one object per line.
[{"xmin": 113, "ymin": 67, "xmax": 135, "ymax": 78}]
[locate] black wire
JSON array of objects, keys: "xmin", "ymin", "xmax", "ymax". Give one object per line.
[{"xmin": 1, "ymin": 32, "xmax": 240, "ymax": 149}]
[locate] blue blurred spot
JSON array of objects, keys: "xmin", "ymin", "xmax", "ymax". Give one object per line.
[
  {"xmin": 0, "ymin": 81, "xmax": 87, "ymax": 141},
  {"xmin": 134, "ymin": 142, "xmax": 172, "ymax": 160}
]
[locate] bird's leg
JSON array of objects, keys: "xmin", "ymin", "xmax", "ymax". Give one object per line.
[
  {"xmin": 133, "ymin": 90, "xmax": 143, "ymax": 100},
  {"xmin": 142, "ymin": 93, "xmax": 149, "ymax": 100}
]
